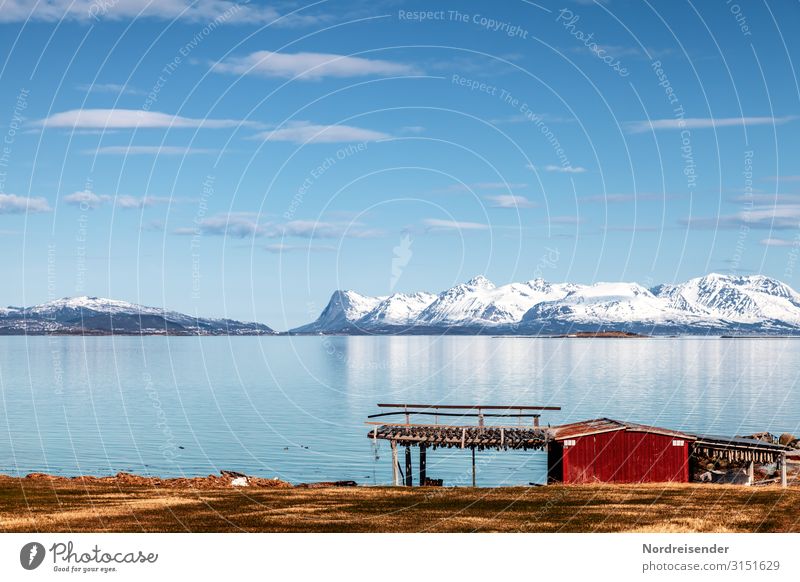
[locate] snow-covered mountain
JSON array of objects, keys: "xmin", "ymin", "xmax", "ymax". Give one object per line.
[
  {"xmin": 292, "ymin": 273, "xmax": 800, "ymax": 335},
  {"xmin": 0, "ymin": 297, "xmax": 274, "ymax": 336}
]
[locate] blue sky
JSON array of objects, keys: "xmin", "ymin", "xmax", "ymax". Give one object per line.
[{"xmin": 1, "ymin": 0, "xmax": 799, "ymax": 329}]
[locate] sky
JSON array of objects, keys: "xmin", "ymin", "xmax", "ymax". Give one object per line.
[{"xmin": 1, "ymin": 0, "xmax": 799, "ymax": 330}]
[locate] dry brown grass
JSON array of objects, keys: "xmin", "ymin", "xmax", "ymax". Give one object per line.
[{"xmin": 1, "ymin": 477, "xmax": 799, "ymax": 533}]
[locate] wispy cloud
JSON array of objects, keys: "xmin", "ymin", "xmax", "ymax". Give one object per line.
[
  {"xmin": 212, "ymin": 51, "xmax": 420, "ymax": 80},
  {"xmin": 626, "ymin": 116, "xmax": 796, "ymax": 134},
  {"xmin": 730, "ymin": 193, "xmax": 800, "ymax": 204},
  {"xmin": 36, "ymin": 109, "xmax": 253, "ymax": 130},
  {"xmin": 582, "ymin": 192, "xmax": 667, "ymax": 203},
  {"xmin": 601, "ymin": 225, "xmax": 659, "ymax": 233},
  {"xmin": 760, "ymin": 238, "xmax": 799, "ymax": 247},
  {"xmin": 76, "ymin": 83, "xmax": 145, "ymax": 96},
  {"xmin": 485, "ymin": 194, "xmax": 536, "ymax": 209},
  {"xmin": 91, "ymin": 146, "xmax": 218, "ymax": 155},
  {"xmin": 176, "ymin": 213, "xmax": 384, "ymax": 239},
  {"xmin": 0, "ymin": 0, "xmax": 321, "ymax": 26},
  {"xmin": 252, "ymin": 121, "xmax": 389, "ymax": 144},
  {"xmin": 64, "ymin": 191, "xmax": 110, "ymax": 209},
  {"xmin": 263, "ymin": 243, "xmax": 337, "ymax": 253},
  {"xmin": 684, "ymin": 204, "xmax": 800, "ymax": 230},
  {"xmin": 445, "ymin": 182, "xmax": 528, "ymax": 192},
  {"xmin": 422, "ymin": 218, "xmax": 489, "ymax": 231},
  {"xmin": 0, "ymin": 194, "xmax": 51, "ymax": 214},
  {"xmin": 537, "ymin": 164, "xmax": 587, "ymax": 174},
  {"xmin": 64, "ymin": 191, "xmax": 175, "ymax": 209},
  {"xmin": 549, "ymin": 215, "xmax": 584, "ymax": 225}
]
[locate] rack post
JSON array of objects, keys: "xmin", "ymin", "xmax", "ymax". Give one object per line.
[
  {"xmin": 391, "ymin": 441, "xmax": 399, "ymax": 486},
  {"xmin": 781, "ymin": 452, "xmax": 787, "ymax": 488},
  {"xmin": 419, "ymin": 445, "xmax": 427, "ymax": 486},
  {"xmin": 405, "ymin": 446, "xmax": 413, "ymax": 486},
  {"xmin": 471, "ymin": 447, "xmax": 476, "ymax": 487}
]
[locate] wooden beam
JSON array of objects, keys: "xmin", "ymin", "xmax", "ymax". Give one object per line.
[
  {"xmin": 781, "ymin": 453, "xmax": 788, "ymax": 488},
  {"xmin": 391, "ymin": 441, "xmax": 399, "ymax": 486},
  {"xmin": 377, "ymin": 403, "xmax": 561, "ymax": 411},
  {"xmin": 419, "ymin": 445, "xmax": 427, "ymax": 486},
  {"xmin": 747, "ymin": 461, "xmax": 754, "ymax": 486},
  {"xmin": 471, "ymin": 447, "xmax": 477, "ymax": 487},
  {"xmin": 405, "ymin": 446, "xmax": 413, "ymax": 487}
]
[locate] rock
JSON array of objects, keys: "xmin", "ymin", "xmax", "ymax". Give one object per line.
[
  {"xmin": 779, "ymin": 433, "xmax": 797, "ymax": 446},
  {"xmin": 231, "ymin": 477, "xmax": 249, "ymax": 487},
  {"xmin": 220, "ymin": 470, "xmax": 247, "ymax": 479}
]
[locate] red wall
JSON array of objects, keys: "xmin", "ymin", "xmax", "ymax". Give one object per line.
[{"xmin": 560, "ymin": 430, "xmax": 689, "ymax": 484}]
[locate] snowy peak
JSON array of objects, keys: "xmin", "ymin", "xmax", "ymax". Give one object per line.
[
  {"xmin": 293, "ymin": 273, "xmax": 800, "ymax": 334},
  {"xmin": 655, "ymin": 274, "xmax": 800, "ymax": 324},
  {"xmin": 0, "ymin": 296, "xmax": 273, "ymax": 335},
  {"xmin": 292, "ymin": 290, "xmax": 385, "ymax": 333},
  {"xmin": 26, "ymin": 296, "xmax": 164, "ymax": 317},
  {"xmin": 464, "ymin": 275, "xmax": 495, "ymax": 290},
  {"xmin": 358, "ymin": 292, "xmax": 437, "ymax": 327}
]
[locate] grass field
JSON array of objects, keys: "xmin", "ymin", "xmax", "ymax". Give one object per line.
[{"xmin": 1, "ymin": 476, "xmax": 799, "ymax": 533}]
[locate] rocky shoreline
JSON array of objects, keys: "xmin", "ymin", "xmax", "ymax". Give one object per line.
[{"xmin": 2, "ymin": 470, "xmax": 360, "ymax": 490}]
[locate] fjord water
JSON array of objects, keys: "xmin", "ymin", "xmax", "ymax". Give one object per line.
[{"xmin": 1, "ymin": 336, "xmax": 798, "ymax": 486}]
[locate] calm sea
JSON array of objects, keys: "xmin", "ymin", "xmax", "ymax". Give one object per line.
[{"xmin": 0, "ymin": 336, "xmax": 798, "ymax": 486}]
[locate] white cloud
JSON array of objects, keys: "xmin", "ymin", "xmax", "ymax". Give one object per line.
[
  {"xmin": 92, "ymin": 146, "xmax": 218, "ymax": 155},
  {"xmin": 212, "ymin": 51, "xmax": 420, "ymax": 80},
  {"xmin": 264, "ymin": 243, "xmax": 336, "ymax": 253},
  {"xmin": 63, "ymin": 191, "xmax": 111, "ymax": 209},
  {"xmin": 626, "ymin": 116, "xmax": 796, "ymax": 134},
  {"xmin": 582, "ymin": 192, "xmax": 666, "ymax": 203},
  {"xmin": 485, "ymin": 195, "xmax": 536, "ymax": 209},
  {"xmin": 63, "ymin": 191, "xmax": 173, "ymax": 209},
  {"xmin": 0, "ymin": 0, "xmax": 317, "ymax": 25},
  {"xmin": 37, "ymin": 109, "xmax": 252, "ymax": 130},
  {"xmin": 115, "ymin": 195, "xmax": 175, "ymax": 209},
  {"xmin": 253, "ymin": 121, "xmax": 389, "ymax": 144},
  {"xmin": 542, "ymin": 164, "xmax": 587, "ymax": 174},
  {"xmin": 176, "ymin": 214, "xmax": 383, "ymax": 239},
  {"xmin": 422, "ymin": 218, "xmax": 489, "ymax": 231},
  {"xmin": 76, "ymin": 83, "xmax": 144, "ymax": 96},
  {"xmin": 0, "ymin": 194, "xmax": 51, "ymax": 214},
  {"xmin": 760, "ymin": 238, "xmax": 799, "ymax": 247},
  {"xmin": 549, "ymin": 216, "xmax": 584, "ymax": 225},
  {"xmin": 445, "ymin": 182, "xmax": 528, "ymax": 192},
  {"xmin": 684, "ymin": 204, "xmax": 800, "ymax": 230}
]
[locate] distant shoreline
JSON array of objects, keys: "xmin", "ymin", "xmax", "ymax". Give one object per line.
[{"xmin": 4, "ymin": 331, "xmax": 800, "ymax": 338}]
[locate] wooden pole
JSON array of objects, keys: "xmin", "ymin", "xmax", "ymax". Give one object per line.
[
  {"xmin": 405, "ymin": 446, "xmax": 413, "ymax": 487},
  {"xmin": 419, "ymin": 445, "xmax": 427, "ymax": 486},
  {"xmin": 747, "ymin": 461, "xmax": 754, "ymax": 486},
  {"xmin": 391, "ymin": 441, "xmax": 399, "ymax": 486},
  {"xmin": 471, "ymin": 447, "xmax": 476, "ymax": 487},
  {"xmin": 781, "ymin": 453, "xmax": 787, "ymax": 488}
]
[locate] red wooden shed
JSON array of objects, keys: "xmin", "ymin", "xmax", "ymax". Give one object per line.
[{"xmin": 547, "ymin": 418, "xmax": 693, "ymax": 484}]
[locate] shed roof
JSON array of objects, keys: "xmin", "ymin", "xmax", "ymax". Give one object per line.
[
  {"xmin": 551, "ymin": 418, "xmax": 695, "ymax": 441},
  {"xmin": 694, "ymin": 434, "xmax": 791, "ymax": 452}
]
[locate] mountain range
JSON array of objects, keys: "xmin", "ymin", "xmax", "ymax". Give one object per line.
[
  {"xmin": 290, "ymin": 273, "xmax": 800, "ymax": 336},
  {"xmin": 5, "ymin": 273, "xmax": 800, "ymax": 336},
  {"xmin": 0, "ymin": 297, "xmax": 274, "ymax": 336}
]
